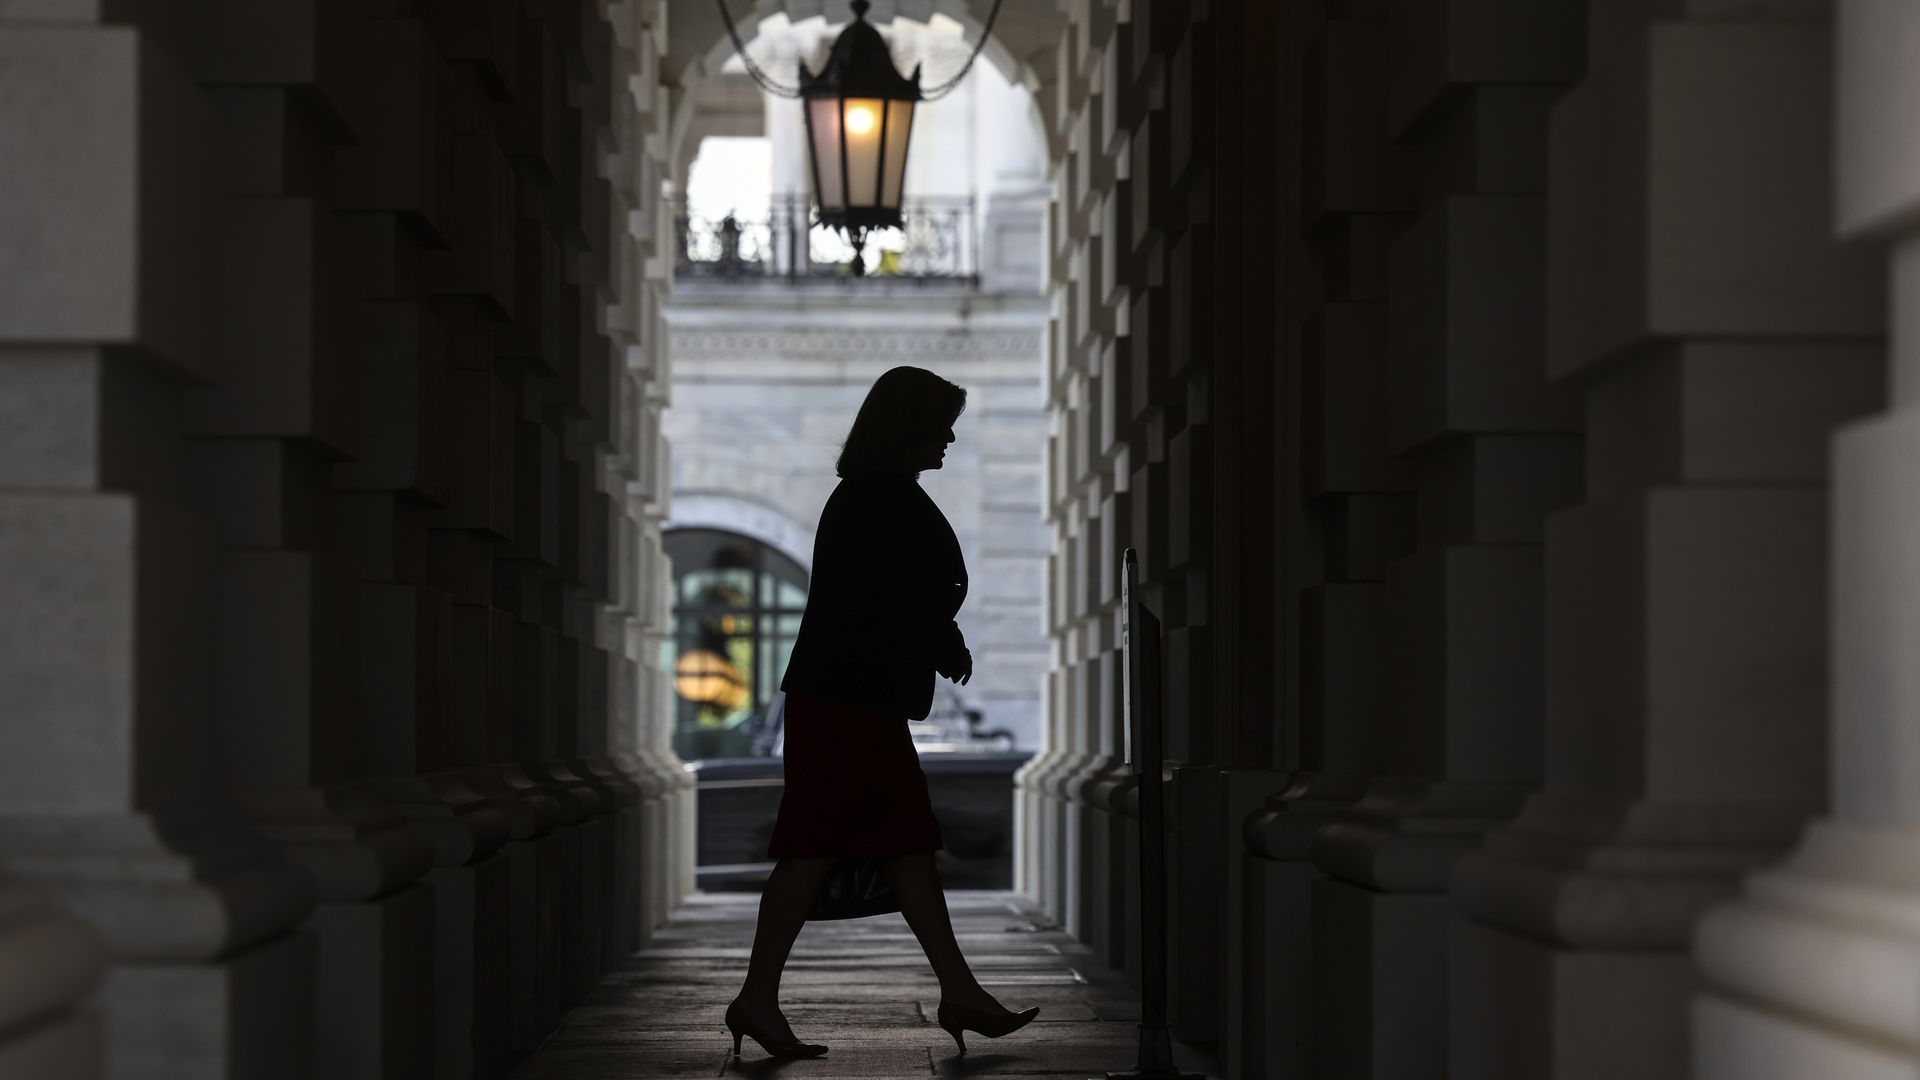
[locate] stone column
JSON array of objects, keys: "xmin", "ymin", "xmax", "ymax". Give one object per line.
[
  {"xmin": 1022, "ymin": 305, "xmax": 1080, "ymax": 930},
  {"xmin": 1691, "ymin": 2, "xmax": 1920, "ymax": 1075},
  {"xmin": 1008, "ymin": 1, "xmax": 1080, "ymax": 924},
  {"xmin": 600, "ymin": 0, "xmax": 666, "ymax": 964},
  {"xmin": 1176, "ymin": 0, "xmax": 1302, "ymax": 1058},
  {"xmin": 618, "ymin": 6, "xmax": 696, "ymax": 939},
  {"xmin": 347, "ymin": 9, "xmax": 559, "ymax": 1076},
  {"xmin": 625, "ymin": 388, "xmax": 690, "ymax": 942},
  {"xmin": 1449, "ymin": 4, "xmax": 1884, "ymax": 1078},
  {"xmin": 1239, "ymin": 3, "xmax": 1415, "ymax": 1073},
  {"xmin": 0, "ymin": 4, "xmax": 673, "ymax": 1076},
  {"xmin": 1307, "ymin": 2, "xmax": 1586, "ymax": 1074},
  {"xmin": 1031, "ymin": 0, "xmax": 1299, "ymax": 1044},
  {"xmin": 1117, "ymin": 0, "xmax": 1218, "ymax": 1042},
  {"xmin": 1048, "ymin": 0, "xmax": 1121, "ymax": 955},
  {"xmin": 1015, "ymin": 0, "xmax": 1151, "ymax": 966},
  {"xmin": 189, "ymin": 6, "xmax": 444, "ymax": 1074},
  {"xmin": 0, "ymin": 9, "xmax": 325, "ymax": 1079}
]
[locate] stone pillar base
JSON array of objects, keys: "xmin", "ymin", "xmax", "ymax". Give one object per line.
[
  {"xmin": 609, "ymin": 803, "xmax": 642, "ymax": 963},
  {"xmin": 567, "ymin": 816, "xmax": 610, "ymax": 1001},
  {"xmin": 1217, "ymin": 770, "xmax": 1290, "ymax": 1065},
  {"xmin": 675, "ymin": 780, "xmax": 698, "ymax": 905},
  {"xmin": 101, "ymin": 932, "xmax": 314, "ymax": 1080},
  {"xmin": 1235, "ymin": 856, "xmax": 1314, "ymax": 1080},
  {"xmin": 533, "ymin": 830, "xmax": 571, "ymax": 1039},
  {"xmin": 1168, "ymin": 766, "xmax": 1224, "ymax": 1043},
  {"xmin": 1449, "ymin": 919, "xmax": 1688, "ymax": 1080},
  {"xmin": 1694, "ymin": 993, "xmax": 1915, "ymax": 1080},
  {"xmin": 501, "ymin": 836, "xmax": 549, "ymax": 1055},
  {"xmin": 310, "ymin": 885, "xmax": 434, "ymax": 1080},
  {"xmin": 1311, "ymin": 878, "xmax": 1448, "ymax": 1078},
  {"xmin": 1694, "ymin": 819, "xmax": 1920, "ymax": 1079},
  {"xmin": 1037, "ymin": 794, "xmax": 1069, "ymax": 926},
  {"xmin": 1121, "ymin": 812, "xmax": 1141, "ymax": 982},
  {"xmin": 1080, "ymin": 802, "xmax": 1126, "ymax": 966},
  {"xmin": 1013, "ymin": 782, "xmax": 1050, "ymax": 904},
  {"xmin": 1064, "ymin": 799, "xmax": 1086, "ymax": 940},
  {"xmin": 635, "ymin": 800, "xmax": 666, "ymax": 946},
  {"xmin": 1236, "ymin": 773, "xmax": 1373, "ymax": 1079},
  {"xmin": 427, "ymin": 856, "xmax": 511, "ymax": 1080},
  {"xmin": 0, "ymin": 890, "xmax": 100, "ymax": 1080},
  {"xmin": 0, "ymin": 1014, "xmax": 97, "ymax": 1080}
]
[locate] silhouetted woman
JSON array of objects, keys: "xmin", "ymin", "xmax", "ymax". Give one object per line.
[{"xmin": 724, "ymin": 366, "xmax": 1040, "ymax": 1059}]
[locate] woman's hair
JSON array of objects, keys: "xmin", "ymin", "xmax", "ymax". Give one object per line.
[{"xmin": 835, "ymin": 366, "xmax": 967, "ymax": 477}]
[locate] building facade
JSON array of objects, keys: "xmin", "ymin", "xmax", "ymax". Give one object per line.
[
  {"xmin": 661, "ymin": 20, "xmax": 1053, "ymax": 753},
  {"xmin": 663, "ymin": 290, "xmax": 1052, "ymax": 751}
]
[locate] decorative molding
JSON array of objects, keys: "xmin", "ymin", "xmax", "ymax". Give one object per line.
[
  {"xmin": 668, "ymin": 326, "xmax": 1042, "ymax": 361},
  {"xmin": 664, "ymin": 491, "xmax": 816, "ymax": 573}
]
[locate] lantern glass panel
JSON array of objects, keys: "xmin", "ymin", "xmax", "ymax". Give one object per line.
[
  {"xmin": 881, "ymin": 99, "xmax": 914, "ymax": 208},
  {"xmin": 842, "ymin": 97, "xmax": 886, "ymax": 207},
  {"xmin": 807, "ymin": 98, "xmax": 845, "ymax": 210}
]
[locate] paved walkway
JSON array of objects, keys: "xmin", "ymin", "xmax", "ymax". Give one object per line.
[{"xmin": 511, "ymin": 890, "xmax": 1222, "ymax": 1079}]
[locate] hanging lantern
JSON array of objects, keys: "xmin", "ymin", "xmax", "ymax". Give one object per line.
[
  {"xmin": 716, "ymin": 0, "xmax": 1004, "ymax": 272},
  {"xmin": 799, "ymin": 0, "xmax": 922, "ymax": 257}
]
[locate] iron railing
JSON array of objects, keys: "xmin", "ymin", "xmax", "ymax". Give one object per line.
[{"xmin": 672, "ymin": 194, "xmax": 978, "ymax": 283}]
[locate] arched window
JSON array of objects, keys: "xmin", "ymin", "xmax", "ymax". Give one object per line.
[{"xmin": 661, "ymin": 527, "xmax": 808, "ymax": 760}]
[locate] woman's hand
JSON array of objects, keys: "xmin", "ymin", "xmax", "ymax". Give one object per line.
[
  {"xmin": 932, "ymin": 620, "xmax": 971, "ymax": 685},
  {"xmin": 935, "ymin": 643, "xmax": 972, "ymax": 685}
]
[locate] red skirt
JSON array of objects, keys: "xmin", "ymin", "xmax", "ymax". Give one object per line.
[{"xmin": 767, "ymin": 691, "xmax": 944, "ymax": 859}]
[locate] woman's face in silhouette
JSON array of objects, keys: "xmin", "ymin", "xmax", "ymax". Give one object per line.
[{"xmin": 915, "ymin": 423, "xmax": 956, "ymax": 471}]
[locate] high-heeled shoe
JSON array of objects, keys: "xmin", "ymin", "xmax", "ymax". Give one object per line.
[
  {"xmin": 724, "ymin": 999, "xmax": 829, "ymax": 1058},
  {"xmin": 936, "ymin": 999, "xmax": 1040, "ymax": 1053}
]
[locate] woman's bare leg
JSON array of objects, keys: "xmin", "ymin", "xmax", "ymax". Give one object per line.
[
  {"xmin": 884, "ymin": 851, "xmax": 1003, "ymax": 1010},
  {"xmin": 735, "ymin": 856, "xmax": 835, "ymax": 1031}
]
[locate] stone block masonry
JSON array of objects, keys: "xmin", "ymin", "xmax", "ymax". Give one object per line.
[
  {"xmin": 0, "ymin": 2, "xmax": 687, "ymax": 1077},
  {"xmin": 1017, "ymin": 3, "xmax": 1911, "ymax": 1080}
]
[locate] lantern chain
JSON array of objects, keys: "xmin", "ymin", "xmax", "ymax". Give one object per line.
[
  {"xmin": 716, "ymin": 0, "xmax": 804, "ymax": 99},
  {"xmin": 919, "ymin": 0, "xmax": 1005, "ymax": 101},
  {"xmin": 714, "ymin": 0, "xmax": 1005, "ymax": 103}
]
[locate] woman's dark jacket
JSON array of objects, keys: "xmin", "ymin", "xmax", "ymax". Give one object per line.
[{"xmin": 780, "ymin": 472, "xmax": 968, "ymax": 721}]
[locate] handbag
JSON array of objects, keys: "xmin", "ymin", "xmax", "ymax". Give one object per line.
[{"xmin": 808, "ymin": 857, "xmax": 900, "ymax": 920}]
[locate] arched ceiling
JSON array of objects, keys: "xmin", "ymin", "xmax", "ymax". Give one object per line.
[{"xmin": 666, "ymin": 0, "xmax": 1067, "ymax": 101}]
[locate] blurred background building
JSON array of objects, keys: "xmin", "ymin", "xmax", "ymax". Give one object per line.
[{"xmin": 657, "ymin": 11, "xmax": 1049, "ymax": 891}]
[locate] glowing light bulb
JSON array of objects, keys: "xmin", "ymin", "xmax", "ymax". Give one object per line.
[{"xmin": 845, "ymin": 104, "xmax": 876, "ymax": 135}]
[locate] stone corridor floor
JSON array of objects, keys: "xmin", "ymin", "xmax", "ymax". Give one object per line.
[{"xmin": 511, "ymin": 891, "xmax": 1223, "ymax": 1079}]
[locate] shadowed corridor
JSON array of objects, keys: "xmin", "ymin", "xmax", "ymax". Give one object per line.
[
  {"xmin": 511, "ymin": 892, "xmax": 1222, "ymax": 1079},
  {"xmin": 15, "ymin": 1, "xmax": 1920, "ymax": 1077}
]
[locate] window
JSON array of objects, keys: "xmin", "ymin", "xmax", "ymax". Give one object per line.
[{"xmin": 661, "ymin": 528, "xmax": 808, "ymax": 760}]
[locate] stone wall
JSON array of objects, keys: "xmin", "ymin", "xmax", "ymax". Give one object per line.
[
  {"xmin": 1020, "ymin": 2, "xmax": 1902, "ymax": 1079},
  {"xmin": 0, "ymin": 2, "xmax": 687, "ymax": 1077},
  {"xmin": 1014, "ymin": 2, "xmax": 1294, "ymax": 1055}
]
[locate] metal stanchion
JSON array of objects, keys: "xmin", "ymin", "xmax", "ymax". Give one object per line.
[{"xmin": 1107, "ymin": 548, "xmax": 1204, "ymax": 1080}]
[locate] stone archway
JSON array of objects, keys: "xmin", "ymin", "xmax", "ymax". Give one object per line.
[
  {"xmin": 659, "ymin": 0, "xmax": 1073, "ymax": 910},
  {"xmin": 666, "ymin": 0, "xmax": 1065, "ymax": 93},
  {"xmin": 667, "ymin": 491, "xmax": 817, "ymax": 574}
]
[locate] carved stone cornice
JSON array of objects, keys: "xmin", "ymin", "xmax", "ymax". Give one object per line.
[{"xmin": 668, "ymin": 326, "xmax": 1043, "ymax": 362}]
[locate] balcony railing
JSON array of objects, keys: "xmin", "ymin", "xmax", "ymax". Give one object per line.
[{"xmin": 672, "ymin": 194, "xmax": 978, "ymax": 284}]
